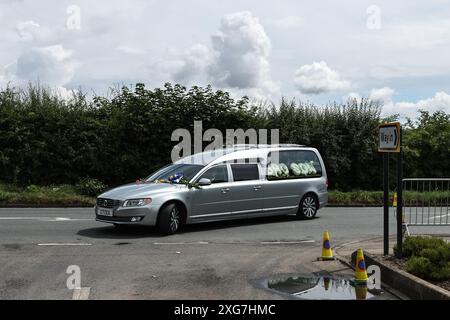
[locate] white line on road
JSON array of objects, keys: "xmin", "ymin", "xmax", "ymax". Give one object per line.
[
  {"xmin": 260, "ymin": 240, "xmax": 315, "ymax": 244},
  {"xmin": 72, "ymin": 287, "xmax": 91, "ymax": 300},
  {"xmin": 153, "ymin": 241, "xmax": 209, "ymax": 245},
  {"xmin": 38, "ymin": 243, "xmax": 92, "ymax": 246},
  {"xmin": 0, "ymin": 217, "xmax": 92, "ymax": 222},
  {"xmin": 428, "ymin": 213, "xmax": 450, "ymax": 220}
]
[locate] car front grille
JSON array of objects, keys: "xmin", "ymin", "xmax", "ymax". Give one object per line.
[{"xmin": 96, "ymin": 198, "xmax": 121, "ymax": 208}]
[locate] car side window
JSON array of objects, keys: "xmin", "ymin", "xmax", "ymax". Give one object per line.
[
  {"xmin": 199, "ymin": 165, "xmax": 228, "ymax": 184},
  {"xmin": 266, "ymin": 150, "xmax": 322, "ymax": 180},
  {"xmin": 231, "ymin": 164, "xmax": 260, "ymax": 182}
]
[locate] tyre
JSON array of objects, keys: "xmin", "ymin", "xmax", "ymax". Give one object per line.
[
  {"xmin": 297, "ymin": 194, "xmax": 318, "ymax": 219},
  {"xmin": 158, "ymin": 203, "xmax": 183, "ymax": 235}
]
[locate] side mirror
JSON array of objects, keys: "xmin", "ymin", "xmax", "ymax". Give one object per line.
[{"xmin": 198, "ymin": 178, "xmax": 211, "ymax": 186}]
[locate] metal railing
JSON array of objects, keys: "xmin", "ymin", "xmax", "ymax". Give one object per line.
[{"xmin": 401, "ymin": 178, "xmax": 450, "ymax": 234}]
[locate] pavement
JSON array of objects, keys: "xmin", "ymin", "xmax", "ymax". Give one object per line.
[{"xmin": 0, "ymin": 207, "xmax": 448, "ymax": 300}]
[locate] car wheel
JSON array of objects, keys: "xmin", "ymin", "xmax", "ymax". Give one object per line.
[
  {"xmin": 158, "ymin": 203, "xmax": 183, "ymax": 235},
  {"xmin": 297, "ymin": 194, "xmax": 318, "ymax": 219}
]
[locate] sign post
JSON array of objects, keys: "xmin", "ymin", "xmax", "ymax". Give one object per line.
[
  {"xmin": 382, "ymin": 153, "xmax": 389, "ymax": 255},
  {"xmin": 378, "ymin": 122, "xmax": 402, "ymax": 257},
  {"xmin": 396, "ymin": 129, "xmax": 403, "ymax": 258}
]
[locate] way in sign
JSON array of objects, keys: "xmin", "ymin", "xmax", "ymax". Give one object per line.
[{"xmin": 378, "ymin": 122, "xmax": 400, "ymax": 151}]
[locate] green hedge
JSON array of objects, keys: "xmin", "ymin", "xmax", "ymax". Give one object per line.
[{"xmin": 0, "ymin": 83, "xmax": 449, "ymax": 190}]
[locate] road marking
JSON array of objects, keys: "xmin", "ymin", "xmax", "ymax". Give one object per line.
[
  {"xmin": 428, "ymin": 213, "xmax": 450, "ymax": 220},
  {"xmin": 153, "ymin": 241, "xmax": 209, "ymax": 245},
  {"xmin": 260, "ymin": 240, "xmax": 315, "ymax": 244},
  {"xmin": 72, "ymin": 287, "xmax": 91, "ymax": 300},
  {"xmin": 38, "ymin": 243, "xmax": 92, "ymax": 246}
]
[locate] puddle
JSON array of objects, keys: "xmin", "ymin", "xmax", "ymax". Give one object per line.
[{"xmin": 266, "ymin": 274, "xmax": 383, "ymax": 300}]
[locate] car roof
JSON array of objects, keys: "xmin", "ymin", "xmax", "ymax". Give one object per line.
[{"xmin": 175, "ymin": 144, "xmax": 317, "ymax": 166}]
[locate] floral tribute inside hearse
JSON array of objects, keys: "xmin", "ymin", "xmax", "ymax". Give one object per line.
[{"xmin": 266, "ymin": 150, "xmax": 323, "ymax": 180}]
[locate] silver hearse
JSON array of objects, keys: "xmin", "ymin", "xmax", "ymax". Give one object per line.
[{"xmin": 95, "ymin": 144, "xmax": 328, "ymax": 234}]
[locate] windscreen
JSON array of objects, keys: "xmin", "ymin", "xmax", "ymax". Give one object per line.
[{"xmin": 146, "ymin": 164, "xmax": 204, "ymax": 183}]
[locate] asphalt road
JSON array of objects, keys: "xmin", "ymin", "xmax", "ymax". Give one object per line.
[{"xmin": 0, "ymin": 207, "xmax": 448, "ymax": 299}]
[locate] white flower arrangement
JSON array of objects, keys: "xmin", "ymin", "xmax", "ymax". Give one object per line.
[
  {"xmin": 279, "ymin": 163, "xmax": 290, "ymax": 177},
  {"xmin": 268, "ymin": 161, "xmax": 317, "ymax": 178},
  {"xmin": 290, "ymin": 163, "xmax": 301, "ymax": 176}
]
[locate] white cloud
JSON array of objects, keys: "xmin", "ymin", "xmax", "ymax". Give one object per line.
[
  {"xmin": 16, "ymin": 20, "xmax": 40, "ymax": 40},
  {"xmin": 0, "ymin": 18, "xmax": 76, "ymax": 91},
  {"xmin": 344, "ymin": 92, "xmax": 362, "ymax": 103},
  {"xmin": 266, "ymin": 16, "xmax": 303, "ymax": 29},
  {"xmin": 16, "ymin": 20, "xmax": 59, "ymax": 45},
  {"xmin": 173, "ymin": 44, "xmax": 215, "ymax": 83},
  {"xmin": 365, "ymin": 20, "xmax": 450, "ymax": 51},
  {"xmin": 343, "ymin": 86, "xmax": 450, "ymax": 119},
  {"xmin": 0, "ymin": 66, "xmax": 6, "ymax": 88},
  {"xmin": 294, "ymin": 61, "xmax": 351, "ymax": 95},
  {"xmin": 15, "ymin": 45, "xmax": 75, "ymax": 86},
  {"xmin": 1, "ymin": 1, "xmax": 450, "ymax": 108},
  {"xmin": 167, "ymin": 11, "xmax": 279, "ymax": 98},
  {"xmin": 369, "ymin": 87, "xmax": 395, "ymax": 105},
  {"xmin": 115, "ymin": 45, "xmax": 146, "ymax": 55},
  {"xmin": 56, "ymin": 86, "xmax": 77, "ymax": 100},
  {"xmin": 208, "ymin": 11, "xmax": 278, "ymax": 95},
  {"xmin": 383, "ymin": 91, "xmax": 450, "ymax": 119}
]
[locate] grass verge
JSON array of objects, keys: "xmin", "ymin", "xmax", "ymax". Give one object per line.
[
  {"xmin": 0, "ymin": 183, "xmax": 449, "ymax": 207},
  {"xmin": 0, "ymin": 184, "xmax": 95, "ymax": 207},
  {"xmin": 328, "ymin": 190, "xmax": 450, "ymax": 206}
]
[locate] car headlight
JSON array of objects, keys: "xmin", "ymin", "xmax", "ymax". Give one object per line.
[{"xmin": 122, "ymin": 198, "xmax": 152, "ymax": 207}]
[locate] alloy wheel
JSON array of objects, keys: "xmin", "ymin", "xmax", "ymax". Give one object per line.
[
  {"xmin": 302, "ymin": 196, "xmax": 317, "ymax": 218},
  {"xmin": 169, "ymin": 207, "xmax": 181, "ymax": 232}
]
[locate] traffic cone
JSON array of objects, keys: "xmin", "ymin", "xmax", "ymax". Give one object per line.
[
  {"xmin": 320, "ymin": 230, "xmax": 334, "ymax": 260},
  {"xmin": 354, "ymin": 283, "xmax": 368, "ymax": 300},
  {"xmin": 355, "ymin": 248, "xmax": 368, "ymax": 282},
  {"xmin": 323, "ymin": 277, "xmax": 331, "ymax": 291}
]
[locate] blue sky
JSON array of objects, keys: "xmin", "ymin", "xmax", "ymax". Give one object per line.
[{"xmin": 1, "ymin": 0, "xmax": 450, "ymax": 118}]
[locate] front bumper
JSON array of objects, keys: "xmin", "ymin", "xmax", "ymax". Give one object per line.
[{"xmin": 94, "ymin": 204, "xmax": 160, "ymax": 226}]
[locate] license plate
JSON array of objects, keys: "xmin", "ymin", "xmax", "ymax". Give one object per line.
[{"xmin": 98, "ymin": 208, "xmax": 113, "ymax": 217}]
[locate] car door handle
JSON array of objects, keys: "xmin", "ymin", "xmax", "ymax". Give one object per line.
[
  {"xmin": 253, "ymin": 185, "xmax": 261, "ymax": 191},
  {"xmin": 221, "ymin": 188, "xmax": 230, "ymax": 194}
]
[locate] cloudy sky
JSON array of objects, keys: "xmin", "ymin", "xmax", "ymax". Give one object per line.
[{"xmin": 1, "ymin": 0, "xmax": 450, "ymax": 118}]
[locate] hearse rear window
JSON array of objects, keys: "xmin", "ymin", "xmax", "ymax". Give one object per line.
[{"xmin": 266, "ymin": 150, "xmax": 322, "ymax": 180}]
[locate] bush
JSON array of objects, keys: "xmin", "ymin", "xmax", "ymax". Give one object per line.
[
  {"xmin": 396, "ymin": 236, "xmax": 448, "ymax": 258},
  {"xmin": 399, "ymin": 236, "xmax": 450, "ymax": 281},
  {"xmin": 76, "ymin": 178, "xmax": 107, "ymax": 197},
  {"xmin": 430, "ymin": 264, "xmax": 450, "ymax": 281},
  {"xmin": 405, "ymin": 257, "xmax": 433, "ymax": 278},
  {"xmin": 0, "ymin": 190, "xmax": 14, "ymax": 202},
  {"xmin": 406, "ymin": 256, "xmax": 450, "ymax": 281},
  {"xmin": 25, "ymin": 185, "xmax": 41, "ymax": 193}
]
